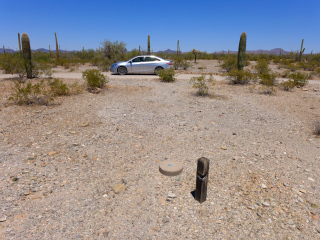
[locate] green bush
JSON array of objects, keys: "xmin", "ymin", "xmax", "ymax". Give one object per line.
[
  {"xmin": 190, "ymin": 74, "xmax": 215, "ymax": 96},
  {"xmin": 173, "ymin": 56, "xmax": 190, "ymax": 70},
  {"xmin": 255, "ymin": 59, "xmax": 270, "ymax": 74},
  {"xmin": 49, "ymin": 78, "xmax": 70, "ymax": 96},
  {"xmin": 221, "ymin": 56, "xmax": 237, "ymax": 72},
  {"xmin": 226, "ymin": 69, "xmax": 256, "ymax": 84},
  {"xmin": 157, "ymin": 67, "xmax": 176, "ymax": 82},
  {"xmin": 259, "ymin": 72, "xmax": 277, "ymax": 86},
  {"xmin": 8, "ymin": 79, "xmax": 53, "ymax": 105},
  {"xmin": 288, "ymin": 72, "xmax": 308, "ymax": 87},
  {"xmin": 82, "ymin": 69, "xmax": 108, "ymax": 89},
  {"xmin": 280, "ymin": 80, "xmax": 295, "ymax": 91}
]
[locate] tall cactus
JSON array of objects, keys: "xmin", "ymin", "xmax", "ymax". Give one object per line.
[
  {"xmin": 177, "ymin": 40, "xmax": 180, "ymax": 56},
  {"xmin": 21, "ymin": 33, "xmax": 32, "ymax": 78},
  {"xmin": 49, "ymin": 45, "xmax": 51, "ymax": 57},
  {"xmin": 299, "ymin": 39, "xmax": 305, "ymax": 61},
  {"xmin": 147, "ymin": 35, "xmax": 150, "ymax": 55},
  {"xmin": 237, "ymin": 32, "xmax": 247, "ymax": 70},
  {"xmin": 18, "ymin": 33, "xmax": 21, "ymax": 54},
  {"xmin": 3, "ymin": 45, "xmax": 5, "ymax": 54},
  {"xmin": 55, "ymin": 32, "xmax": 59, "ymax": 61}
]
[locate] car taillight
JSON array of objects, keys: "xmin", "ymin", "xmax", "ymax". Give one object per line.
[{"xmin": 166, "ymin": 62, "xmax": 172, "ymax": 65}]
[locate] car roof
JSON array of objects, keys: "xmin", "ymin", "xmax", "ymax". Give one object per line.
[{"xmin": 133, "ymin": 55, "xmax": 161, "ymax": 58}]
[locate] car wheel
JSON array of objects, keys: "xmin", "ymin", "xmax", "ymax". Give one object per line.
[
  {"xmin": 155, "ymin": 67, "xmax": 163, "ymax": 75},
  {"xmin": 118, "ymin": 66, "xmax": 127, "ymax": 75}
]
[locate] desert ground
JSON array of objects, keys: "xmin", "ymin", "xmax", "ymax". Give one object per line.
[{"xmin": 0, "ymin": 60, "xmax": 320, "ymax": 239}]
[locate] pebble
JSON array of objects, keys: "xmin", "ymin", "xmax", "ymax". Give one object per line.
[
  {"xmin": 308, "ymin": 177, "xmax": 315, "ymax": 182},
  {"xmin": 262, "ymin": 202, "xmax": 270, "ymax": 207},
  {"xmin": 261, "ymin": 184, "xmax": 267, "ymax": 189},
  {"xmin": 162, "ymin": 216, "xmax": 170, "ymax": 223},
  {"xmin": 0, "ymin": 215, "xmax": 7, "ymax": 222},
  {"xmin": 299, "ymin": 189, "xmax": 307, "ymax": 194},
  {"xmin": 168, "ymin": 191, "xmax": 176, "ymax": 198},
  {"xmin": 220, "ymin": 146, "xmax": 227, "ymax": 150},
  {"xmin": 112, "ymin": 184, "xmax": 126, "ymax": 194}
]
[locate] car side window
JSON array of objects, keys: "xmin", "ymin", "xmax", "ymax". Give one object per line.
[
  {"xmin": 132, "ymin": 57, "xmax": 144, "ymax": 63},
  {"xmin": 145, "ymin": 57, "xmax": 159, "ymax": 62}
]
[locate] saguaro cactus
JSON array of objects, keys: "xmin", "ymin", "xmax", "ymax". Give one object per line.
[
  {"xmin": 18, "ymin": 33, "xmax": 21, "ymax": 54},
  {"xmin": 177, "ymin": 40, "xmax": 180, "ymax": 56},
  {"xmin": 299, "ymin": 39, "xmax": 305, "ymax": 61},
  {"xmin": 21, "ymin": 33, "xmax": 32, "ymax": 78},
  {"xmin": 3, "ymin": 45, "xmax": 5, "ymax": 54},
  {"xmin": 237, "ymin": 32, "xmax": 247, "ymax": 70},
  {"xmin": 147, "ymin": 35, "xmax": 150, "ymax": 54},
  {"xmin": 55, "ymin": 32, "xmax": 59, "ymax": 61}
]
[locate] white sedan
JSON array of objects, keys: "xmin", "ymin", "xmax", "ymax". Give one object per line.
[{"xmin": 110, "ymin": 55, "xmax": 172, "ymax": 75}]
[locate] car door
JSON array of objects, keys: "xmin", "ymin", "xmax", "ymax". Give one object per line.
[
  {"xmin": 142, "ymin": 56, "xmax": 160, "ymax": 73},
  {"xmin": 130, "ymin": 57, "xmax": 145, "ymax": 73}
]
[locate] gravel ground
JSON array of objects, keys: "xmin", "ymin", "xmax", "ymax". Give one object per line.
[{"xmin": 0, "ymin": 61, "xmax": 320, "ymax": 239}]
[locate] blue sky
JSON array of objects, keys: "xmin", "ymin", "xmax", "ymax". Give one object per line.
[{"xmin": 2, "ymin": 0, "xmax": 320, "ymax": 53}]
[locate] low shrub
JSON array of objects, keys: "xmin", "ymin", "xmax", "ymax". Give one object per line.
[
  {"xmin": 226, "ymin": 69, "xmax": 256, "ymax": 84},
  {"xmin": 288, "ymin": 72, "xmax": 308, "ymax": 87},
  {"xmin": 8, "ymin": 79, "xmax": 53, "ymax": 105},
  {"xmin": 49, "ymin": 78, "xmax": 70, "ymax": 96},
  {"xmin": 259, "ymin": 72, "xmax": 278, "ymax": 86},
  {"xmin": 255, "ymin": 59, "xmax": 270, "ymax": 74},
  {"xmin": 82, "ymin": 69, "xmax": 108, "ymax": 90},
  {"xmin": 158, "ymin": 67, "xmax": 176, "ymax": 82},
  {"xmin": 190, "ymin": 74, "xmax": 215, "ymax": 96},
  {"xmin": 221, "ymin": 56, "xmax": 237, "ymax": 72},
  {"xmin": 280, "ymin": 80, "xmax": 295, "ymax": 91}
]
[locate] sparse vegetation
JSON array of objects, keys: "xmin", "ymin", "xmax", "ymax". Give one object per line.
[
  {"xmin": 288, "ymin": 72, "xmax": 308, "ymax": 87},
  {"xmin": 82, "ymin": 69, "xmax": 108, "ymax": 90},
  {"xmin": 190, "ymin": 74, "xmax": 215, "ymax": 96},
  {"xmin": 280, "ymin": 80, "xmax": 296, "ymax": 91},
  {"xmin": 8, "ymin": 79, "xmax": 52, "ymax": 105},
  {"xmin": 157, "ymin": 67, "xmax": 176, "ymax": 82},
  {"xmin": 221, "ymin": 56, "xmax": 237, "ymax": 72},
  {"xmin": 48, "ymin": 78, "xmax": 70, "ymax": 96},
  {"xmin": 227, "ymin": 69, "xmax": 255, "ymax": 85}
]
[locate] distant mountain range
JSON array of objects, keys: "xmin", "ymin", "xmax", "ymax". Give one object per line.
[{"xmin": 0, "ymin": 47, "xmax": 292, "ymax": 55}]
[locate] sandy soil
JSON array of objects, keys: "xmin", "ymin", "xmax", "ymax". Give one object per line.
[{"xmin": 0, "ymin": 60, "xmax": 320, "ymax": 239}]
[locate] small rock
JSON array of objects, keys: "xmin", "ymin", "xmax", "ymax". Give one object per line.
[
  {"xmin": 0, "ymin": 215, "xmax": 7, "ymax": 222},
  {"xmin": 261, "ymin": 184, "xmax": 267, "ymax": 189},
  {"xmin": 311, "ymin": 203, "xmax": 319, "ymax": 208},
  {"xmin": 79, "ymin": 122, "xmax": 89, "ymax": 127},
  {"xmin": 122, "ymin": 178, "xmax": 128, "ymax": 185},
  {"xmin": 283, "ymin": 182, "xmax": 289, "ymax": 187},
  {"xmin": 48, "ymin": 151, "xmax": 57, "ymax": 156},
  {"xmin": 113, "ymin": 184, "xmax": 126, "ymax": 194},
  {"xmin": 162, "ymin": 216, "xmax": 170, "ymax": 223},
  {"xmin": 220, "ymin": 146, "xmax": 227, "ymax": 150},
  {"xmin": 262, "ymin": 202, "xmax": 270, "ymax": 207},
  {"xmin": 102, "ymin": 194, "xmax": 108, "ymax": 198},
  {"xmin": 168, "ymin": 191, "xmax": 176, "ymax": 198},
  {"xmin": 308, "ymin": 177, "xmax": 315, "ymax": 182},
  {"xmin": 299, "ymin": 189, "xmax": 307, "ymax": 194},
  {"xmin": 288, "ymin": 219, "xmax": 295, "ymax": 225}
]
